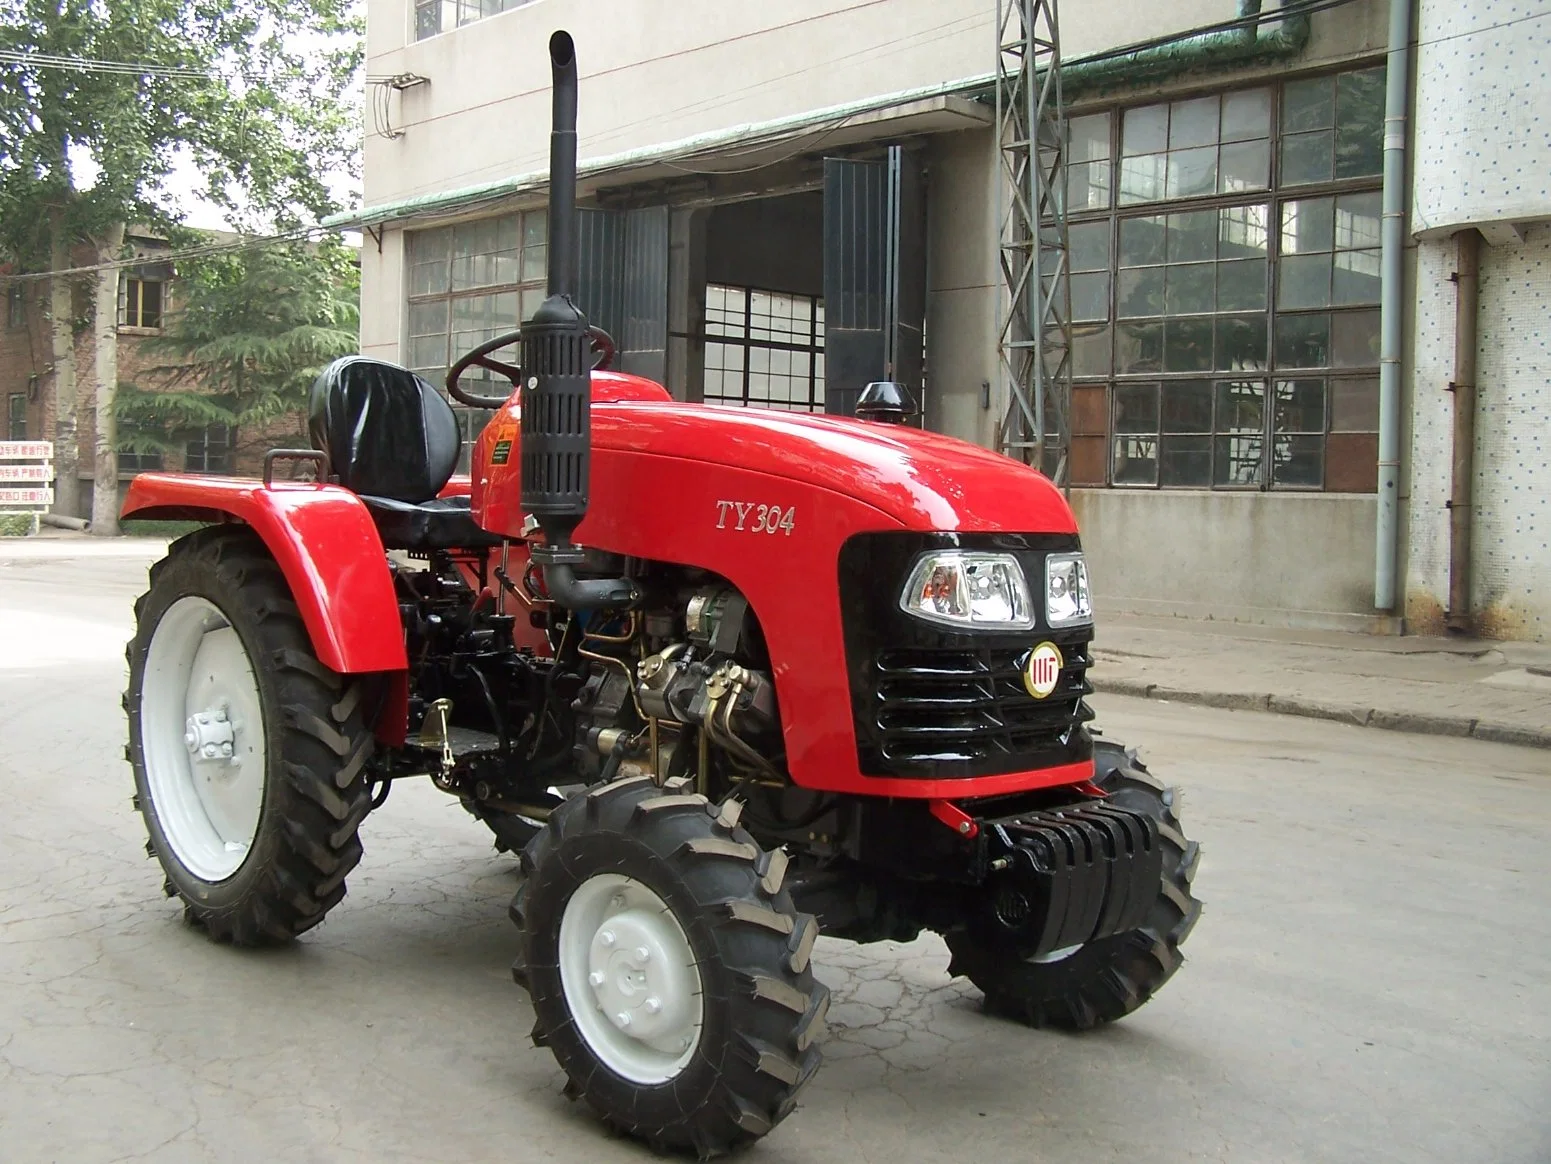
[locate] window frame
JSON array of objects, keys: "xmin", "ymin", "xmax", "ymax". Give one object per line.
[
  {"xmin": 1061, "ymin": 61, "xmax": 1385, "ymax": 493},
  {"xmin": 6, "ymin": 286, "xmax": 24, "ymax": 330},
  {"xmin": 702, "ymin": 284, "xmax": 827, "ymax": 413},
  {"xmin": 413, "ymin": 0, "xmax": 537, "ymax": 42},
  {"xmin": 121, "ymin": 276, "xmax": 165, "ymax": 331},
  {"xmin": 184, "ymin": 424, "xmax": 235, "ymax": 474},
  {"xmin": 6, "ymin": 392, "xmax": 26, "ymax": 440}
]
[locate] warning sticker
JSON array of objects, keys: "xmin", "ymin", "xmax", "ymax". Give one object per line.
[{"xmin": 491, "ymin": 440, "xmax": 513, "ymax": 466}]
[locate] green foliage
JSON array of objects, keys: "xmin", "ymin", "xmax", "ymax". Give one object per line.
[
  {"xmin": 117, "ymin": 237, "xmax": 359, "ymax": 456},
  {"xmin": 0, "ymin": 513, "xmax": 38, "ymax": 537},
  {"xmin": 0, "ymin": 0, "xmax": 362, "ymax": 268}
]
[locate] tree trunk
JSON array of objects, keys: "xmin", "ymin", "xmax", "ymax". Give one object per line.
[
  {"xmin": 90, "ymin": 222, "xmax": 126, "ymax": 535},
  {"xmin": 48, "ymin": 207, "xmax": 79, "ymax": 520}
]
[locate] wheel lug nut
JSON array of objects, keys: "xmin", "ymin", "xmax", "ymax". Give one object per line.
[
  {"xmin": 645, "ymin": 997, "xmax": 662, "ymax": 1014},
  {"xmin": 588, "ymin": 970, "xmax": 605, "ymax": 987},
  {"xmin": 615, "ymin": 1012, "xmax": 632, "ymax": 1028},
  {"xmin": 202, "ymin": 744, "xmax": 218, "ymax": 758},
  {"xmin": 611, "ymin": 894, "xmax": 626, "ymax": 909},
  {"xmin": 599, "ymin": 930, "xmax": 615, "ymax": 948},
  {"xmin": 220, "ymin": 742, "xmax": 233, "ymax": 758},
  {"xmin": 636, "ymin": 946, "xmax": 650, "ymax": 964}
]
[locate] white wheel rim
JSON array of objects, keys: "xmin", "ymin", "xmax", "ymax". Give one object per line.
[
  {"xmin": 558, "ymin": 873, "xmax": 704, "ymax": 1085},
  {"xmin": 140, "ymin": 596, "xmax": 268, "ymax": 882}
]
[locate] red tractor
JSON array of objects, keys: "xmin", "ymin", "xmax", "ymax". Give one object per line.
[{"xmin": 123, "ymin": 31, "xmax": 1200, "ymax": 1158}]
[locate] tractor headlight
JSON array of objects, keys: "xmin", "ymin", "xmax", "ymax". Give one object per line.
[
  {"xmin": 899, "ymin": 551, "xmax": 1035, "ymax": 630},
  {"xmin": 1045, "ymin": 552, "xmax": 1093, "ymax": 627}
]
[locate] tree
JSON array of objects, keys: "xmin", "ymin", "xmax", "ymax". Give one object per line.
[
  {"xmin": 116, "ymin": 237, "xmax": 359, "ymax": 466},
  {"xmin": 0, "ymin": 0, "xmax": 360, "ymax": 532}
]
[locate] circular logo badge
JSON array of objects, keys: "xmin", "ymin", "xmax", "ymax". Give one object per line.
[{"xmin": 1022, "ymin": 641, "xmax": 1064, "ymax": 699}]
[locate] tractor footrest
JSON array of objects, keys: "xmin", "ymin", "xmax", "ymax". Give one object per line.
[{"xmin": 988, "ymin": 802, "xmax": 1163, "ymax": 957}]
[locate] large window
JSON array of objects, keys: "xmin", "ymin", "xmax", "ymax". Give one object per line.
[
  {"xmin": 6, "ymin": 286, "xmax": 24, "ymax": 330},
  {"xmin": 414, "ymin": 0, "xmax": 537, "ymax": 41},
  {"xmin": 7, "ymin": 393, "xmax": 25, "ymax": 440},
  {"xmin": 406, "ymin": 211, "xmax": 547, "ymax": 458},
  {"xmin": 1061, "ymin": 65, "xmax": 1384, "ymax": 492},
  {"xmin": 185, "ymin": 424, "xmax": 234, "ymax": 474},
  {"xmin": 703, "ymin": 285, "xmax": 826, "ymax": 412}
]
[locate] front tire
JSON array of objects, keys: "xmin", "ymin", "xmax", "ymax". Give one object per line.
[
  {"xmin": 513, "ymin": 777, "xmax": 829, "ymax": 1156},
  {"xmin": 945, "ymin": 741, "xmax": 1202, "ymax": 1029},
  {"xmin": 126, "ymin": 528, "xmax": 376, "ymax": 944}
]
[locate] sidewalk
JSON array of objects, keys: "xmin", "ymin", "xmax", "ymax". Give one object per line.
[{"xmin": 1091, "ymin": 613, "xmax": 1551, "ymax": 750}]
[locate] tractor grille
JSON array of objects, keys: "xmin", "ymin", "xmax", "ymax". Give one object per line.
[
  {"xmin": 838, "ymin": 531, "xmax": 1095, "ymax": 780},
  {"xmin": 872, "ymin": 639, "xmax": 1094, "ymax": 770}
]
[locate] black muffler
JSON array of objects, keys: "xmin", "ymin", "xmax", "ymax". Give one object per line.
[{"xmin": 520, "ymin": 30, "xmax": 636, "ymax": 610}]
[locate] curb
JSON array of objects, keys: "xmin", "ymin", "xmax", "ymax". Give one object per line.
[{"xmin": 1091, "ymin": 677, "xmax": 1551, "ymax": 750}]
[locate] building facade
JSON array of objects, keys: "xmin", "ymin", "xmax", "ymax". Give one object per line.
[{"xmin": 347, "ymin": 0, "xmax": 1550, "ymax": 640}]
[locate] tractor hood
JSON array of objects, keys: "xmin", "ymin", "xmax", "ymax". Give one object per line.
[{"xmin": 591, "ymin": 397, "xmax": 1078, "ymax": 535}]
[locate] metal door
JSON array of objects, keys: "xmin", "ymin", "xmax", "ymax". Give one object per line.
[
  {"xmin": 578, "ymin": 205, "xmax": 670, "ymax": 384},
  {"xmin": 822, "ymin": 147, "xmax": 925, "ymax": 418}
]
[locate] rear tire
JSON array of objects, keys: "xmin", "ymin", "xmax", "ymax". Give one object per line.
[
  {"xmin": 945, "ymin": 741, "xmax": 1202, "ymax": 1029},
  {"xmin": 513, "ymin": 778, "xmax": 829, "ymax": 1156},
  {"xmin": 126, "ymin": 528, "xmax": 377, "ymax": 944}
]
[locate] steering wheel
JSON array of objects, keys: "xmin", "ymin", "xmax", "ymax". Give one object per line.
[{"xmin": 446, "ymin": 326, "xmax": 618, "ymax": 410}]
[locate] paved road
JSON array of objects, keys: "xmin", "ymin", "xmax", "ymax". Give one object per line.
[{"xmin": 2, "ymin": 542, "xmax": 1548, "ymax": 1163}]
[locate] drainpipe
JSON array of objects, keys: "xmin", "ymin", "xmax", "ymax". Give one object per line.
[
  {"xmin": 1373, "ymin": 0, "xmax": 1413, "ymax": 614},
  {"xmin": 1445, "ymin": 228, "xmax": 1480, "ymax": 633}
]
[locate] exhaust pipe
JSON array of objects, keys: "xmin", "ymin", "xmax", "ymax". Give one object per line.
[{"xmin": 521, "ymin": 30, "xmax": 637, "ymax": 610}]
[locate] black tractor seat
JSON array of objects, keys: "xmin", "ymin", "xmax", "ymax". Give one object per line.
[{"xmin": 308, "ymin": 356, "xmax": 502, "ymax": 552}]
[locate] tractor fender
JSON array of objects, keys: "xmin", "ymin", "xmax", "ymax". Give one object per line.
[{"xmin": 122, "ymin": 473, "xmax": 408, "ymax": 675}]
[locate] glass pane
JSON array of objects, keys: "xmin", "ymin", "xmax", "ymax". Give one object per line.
[
  {"xmin": 1069, "ymin": 160, "xmax": 1112, "ymax": 211},
  {"xmin": 1279, "ymin": 253, "xmax": 1332, "ymax": 309},
  {"xmin": 1166, "ymin": 147, "xmax": 1218, "ymax": 199},
  {"xmin": 524, "ymin": 209, "xmax": 548, "ymax": 248},
  {"xmin": 1071, "ymin": 272, "xmax": 1110, "ymax": 322},
  {"xmin": 521, "ymin": 285, "xmax": 545, "ymax": 321},
  {"xmin": 407, "ymin": 335, "xmax": 447, "ymax": 370},
  {"xmin": 1113, "ymin": 435, "xmax": 1159, "ymax": 485},
  {"xmin": 1170, "ymin": 96, "xmax": 1219, "ymax": 149},
  {"xmin": 1164, "ymin": 318, "xmax": 1213, "ymax": 371},
  {"xmin": 1122, "ymin": 104, "xmax": 1169, "ymax": 154},
  {"xmin": 1273, "ymin": 433, "xmax": 1324, "ymax": 487},
  {"xmin": 1282, "ymin": 75, "xmax": 1334, "ymax": 131},
  {"xmin": 1069, "ymin": 221, "xmax": 1111, "ymax": 272},
  {"xmin": 1219, "ymin": 139, "xmax": 1269, "ymax": 192},
  {"xmin": 1114, "ymin": 383, "xmax": 1160, "ymax": 432},
  {"xmin": 409, "ymin": 259, "xmax": 448, "ymax": 298},
  {"xmin": 1215, "ymin": 315, "xmax": 1268, "ymax": 370},
  {"xmin": 1335, "ymin": 192, "xmax": 1382, "ymax": 249},
  {"xmin": 1281, "ymin": 130, "xmax": 1333, "ymax": 185},
  {"xmin": 1333, "ymin": 249, "xmax": 1382, "ymax": 304},
  {"xmin": 1216, "ymin": 379, "xmax": 1265, "ymax": 431},
  {"xmin": 1274, "ymin": 378, "xmax": 1326, "ymax": 433},
  {"xmin": 1119, "ymin": 216, "xmax": 1166, "ymax": 266},
  {"xmin": 1071, "ymin": 325, "xmax": 1111, "ymax": 377},
  {"xmin": 1332, "ymin": 309, "xmax": 1381, "ymax": 366},
  {"xmin": 1167, "ymin": 211, "xmax": 1217, "ymax": 262},
  {"xmin": 1219, "ymin": 203, "xmax": 1270, "ymax": 257},
  {"xmin": 1282, "ymin": 197, "xmax": 1335, "ymax": 254},
  {"xmin": 1159, "ymin": 434, "xmax": 1212, "ymax": 486},
  {"xmin": 1275, "ymin": 313, "xmax": 1331, "ymax": 368},
  {"xmin": 1118, "ymin": 154, "xmax": 1166, "ymax": 204},
  {"xmin": 1222, "ymin": 88, "xmax": 1271, "ymax": 142},
  {"xmin": 1069, "ymin": 113, "xmax": 1112, "ymax": 161},
  {"xmin": 1215, "ymin": 434, "xmax": 1265, "ymax": 485},
  {"xmin": 409, "ymin": 226, "xmax": 450, "ymax": 266},
  {"xmin": 522, "ymin": 243, "xmax": 547, "ymax": 283},
  {"xmin": 1331, "ymin": 376, "xmax": 1380, "ymax": 431},
  {"xmin": 1334, "ymin": 67, "xmax": 1385, "ymax": 179},
  {"xmin": 408, "ymin": 300, "xmax": 446, "ymax": 337},
  {"xmin": 1166, "ymin": 263, "xmax": 1215, "ymax": 315},
  {"xmin": 1117, "ymin": 266, "xmax": 1164, "ymax": 318},
  {"xmin": 1116, "ymin": 321, "xmax": 1163, "ymax": 372},
  {"xmin": 1217, "ymin": 259, "xmax": 1268, "ymax": 312},
  {"xmin": 1161, "ymin": 380, "xmax": 1212, "ymax": 432}
]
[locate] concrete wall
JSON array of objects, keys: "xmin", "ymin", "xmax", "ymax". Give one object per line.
[
  {"xmin": 1411, "ymin": 0, "xmax": 1551, "ymax": 236},
  {"xmin": 1406, "ymin": 227, "xmax": 1551, "ymax": 641},
  {"xmin": 363, "ymin": 0, "xmax": 1236, "ymax": 208},
  {"xmin": 1071, "ymin": 489, "xmax": 1380, "ymax": 630}
]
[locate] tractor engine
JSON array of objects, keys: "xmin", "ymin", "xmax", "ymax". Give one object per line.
[{"xmin": 571, "ymin": 583, "xmax": 781, "ymax": 787}]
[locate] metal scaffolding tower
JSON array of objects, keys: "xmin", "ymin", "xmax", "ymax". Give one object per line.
[{"xmin": 995, "ymin": 0, "xmax": 1071, "ymax": 482}]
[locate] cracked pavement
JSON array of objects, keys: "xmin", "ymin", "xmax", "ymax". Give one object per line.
[{"xmin": 1, "ymin": 538, "xmax": 1548, "ymax": 1163}]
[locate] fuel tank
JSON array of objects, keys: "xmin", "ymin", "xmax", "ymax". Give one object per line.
[{"xmin": 470, "ymin": 371, "xmax": 1088, "ymax": 799}]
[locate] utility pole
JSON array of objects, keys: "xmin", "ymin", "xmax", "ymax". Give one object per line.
[{"xmin": 995, "ymin": 0, "xmax": 1072, "ymax": 484}]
